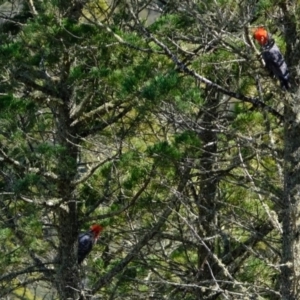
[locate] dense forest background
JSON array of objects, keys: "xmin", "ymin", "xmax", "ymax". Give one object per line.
[{"xmin": 1, "ymin": 0, "xmax": 300, "ymax": 299}]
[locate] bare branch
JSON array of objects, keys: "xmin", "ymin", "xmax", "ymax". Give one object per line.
[{"xmin": 91, "ymin": 169, "xmax": 190, "ymax": 293}]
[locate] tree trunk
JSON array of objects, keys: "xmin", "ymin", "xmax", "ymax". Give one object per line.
[
  {"xmin": 281, "ymin": 96, "xmax": 300, "ymax": 299},
  {"xmin": 55, "ymin": 102, "xmax": 81, "ymax": 299},
  {"xmin": 195, "ymin": 88, "xmax": 219, "ymax": 299},
  {"xmin": 280, "ymin": 4, "xmax": 300, "ymax": 299},
  {"xmin": 281, "ymin": 104, "xmax": 300, "ymax": 300}
]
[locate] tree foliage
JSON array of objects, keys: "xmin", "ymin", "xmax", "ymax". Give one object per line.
[{"xmin": 0, "ymin": 0, "xmax": 299, "ymax": 299}]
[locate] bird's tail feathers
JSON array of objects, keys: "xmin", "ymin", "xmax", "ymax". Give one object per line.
[{"xmin": 280, "ymin": 78, "xmax": 290, "ymax": 90}]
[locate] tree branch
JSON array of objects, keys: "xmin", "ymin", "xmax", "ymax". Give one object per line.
[
  {"xmin": 91, "ymin": 169, "xmax": 190, "ymax": 294},
  {"xmin": 127, "ymin": 9, "xmax": 283, "ymax": 121}
]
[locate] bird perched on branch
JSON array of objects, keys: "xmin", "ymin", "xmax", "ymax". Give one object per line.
[
  {"xmin": 78, "ymin": 224, "xmax": 103, "ymax": 264},
  {"xmin": 253, "ymin": 27, "xmax": 290, "ymax": 90}
]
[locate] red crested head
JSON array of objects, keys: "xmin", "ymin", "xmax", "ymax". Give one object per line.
[
  {"xmin": 253, "ymin": 27, "xmax": 269, "ymax": 46},
  {"xmin": 90, "ymin": 224, "xmax": 103, "ymax": 238}
]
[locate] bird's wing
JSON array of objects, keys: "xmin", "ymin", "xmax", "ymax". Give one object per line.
[
  {"xmin": 78, "ymin": 233, "xmax": 94, "ymax": 263},
  {"xmin": 262, "ymin": 44, "xmax": 289, "ymax": 80}
]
